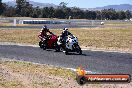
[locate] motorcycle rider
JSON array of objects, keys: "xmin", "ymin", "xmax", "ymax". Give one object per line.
[
  {"xmin": 38, "ymin": 25, "xmax": 54, "ymax": 43},
  {"xmin": 60, "ymin": 28, "xmax": 73, "ymax": 45}
]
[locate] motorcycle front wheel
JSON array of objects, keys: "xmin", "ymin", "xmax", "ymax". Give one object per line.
[
  {"xmin": 76, "ymin": 45, "xmax": 82, "ymax": 55},
  {"xmin": 55, "ymin": 44, "xmax": 60, "ymax": 52},
  {"xmin": 77, "ymin": 49, "xmax": 82, "ymax": 55},
  {"xmin": 39, "ymin": 41, "xmax": 43, "ymax": 49},
  {"xmin": 42, "ymin": 41, "xmax": 47, "ymax": 50}
]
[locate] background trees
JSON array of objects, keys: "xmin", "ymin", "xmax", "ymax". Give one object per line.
[
  {"xmin": 0, "ymin": 0, "xmax": 132, "ymax": 20},
  {"xmin": 0, "ymin": 0, "xmax": 6, "ymax": 15},
  {"xmin": 0, "ymin": 0, "xmax": 3, "ymax": 15}
]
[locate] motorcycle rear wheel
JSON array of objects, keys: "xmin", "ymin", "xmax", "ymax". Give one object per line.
[{"xmin": 64, "ymin": 49, "xmax": 69, "ymax": 55}]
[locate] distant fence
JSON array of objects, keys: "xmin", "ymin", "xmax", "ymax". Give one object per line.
[
  {"xmin": 0, "ymin": 18, "xmax": 105, "ymax": 28},
  {"xmin": 0, "ymin": 18, "xmax": 17, "ymax": 26},
  {"xmin": 19, "ymin": 20, "xmax": 68, "ymax": 24}
]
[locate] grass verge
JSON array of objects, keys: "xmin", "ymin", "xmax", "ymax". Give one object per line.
[
  {"xmin": 0, "ymin": 27, "xmax": 132, "ymax": 51},
  {"xmin": 0, "ymin": 59, "xmax": 76, "ymax": 88},
  {"xmin": 1, "ymin": 59, "xmax": 132, "ymax": 88}
]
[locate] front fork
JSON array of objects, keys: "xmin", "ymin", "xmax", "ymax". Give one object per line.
[{"xmin": 73, "ymin": 43, "xmax": 79, "ymax": 50}]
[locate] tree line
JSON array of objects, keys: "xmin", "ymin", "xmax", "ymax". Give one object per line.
[{"xmin": 0, "ymin": 0, "xmax": 132, "ymax": 20}]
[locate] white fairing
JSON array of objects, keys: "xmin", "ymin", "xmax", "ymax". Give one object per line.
[
  {"xmin": 66, "ymin": 35, "xmax": 78, "ymax": 50},
  {"xmin": 57, "ymin": 36, "xmax": 61, "ymax": 45}
]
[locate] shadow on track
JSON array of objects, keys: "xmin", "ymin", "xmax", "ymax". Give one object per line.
[
  {"xmin": 63, "ymin": 52, "xmax": 90, "ymax": 56},
  {"xmin": 43, "ymin": 49, "xmax": 89, "ymax": 56}
]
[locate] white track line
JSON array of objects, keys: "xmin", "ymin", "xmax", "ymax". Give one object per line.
[
  {"xmin": 1, "ymin": 58, "xmax": 98, "ymax": 74},
  {"xmin": 66, "ymin": 67, "xmax": 98, "ymax": 74}
]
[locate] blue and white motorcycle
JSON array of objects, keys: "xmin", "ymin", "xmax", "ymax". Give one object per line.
[{"xmin": 57, "ymin": 35, "xmax": 82, "ymax": 55}]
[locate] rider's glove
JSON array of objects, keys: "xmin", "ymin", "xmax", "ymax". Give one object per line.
[{"xmin": 42, "ymin": 38, "xmax": 46, "ymax": 41}]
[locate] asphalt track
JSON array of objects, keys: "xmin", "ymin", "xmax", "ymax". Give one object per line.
[{"xmin": 0, "ymin": 44, "xmax": 132, "ymax": 75}]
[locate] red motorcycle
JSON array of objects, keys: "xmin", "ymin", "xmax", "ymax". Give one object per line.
[{"xmin": 39, "ymin": 34, "xmax": 60, "ymax": 51}]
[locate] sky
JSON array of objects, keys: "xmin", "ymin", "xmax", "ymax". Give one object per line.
[{"xmin": 3, "ymin": 0, "xmax": 132, "ymax": 8}]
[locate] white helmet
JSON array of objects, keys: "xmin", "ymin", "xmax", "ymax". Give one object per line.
[{"xmin": 63, "ymin": 28, "xmax": 68, "ymax": 32}]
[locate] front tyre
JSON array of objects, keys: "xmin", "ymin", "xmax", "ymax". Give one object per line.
[
  {"xmin": 55, "ymin": 45, "xmax": 60, "ymax": 52},
  {"xmin": 77, "ymin": 49, "xmax": 82, "ymax": 55},
  {"xmin": 42, "ymin": 42, "xmax": 47, "ymax": 50},
  {"xmin": 76, "ymin": 45, "xmax": 82, "ymax": 55},
  {"xmin": 39, "ymin": 41, "xmax": 43, "ymax": 49},
  {"xmin": 42, "ymin": 45, "xmax": 46, "ymax": 50}
]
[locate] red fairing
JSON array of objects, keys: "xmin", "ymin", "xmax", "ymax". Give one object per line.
[{"xmin": 47, "ymin": 35, "xmax": 58, "ymax": 48}]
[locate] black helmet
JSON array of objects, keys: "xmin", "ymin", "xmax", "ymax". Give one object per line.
[
  {"xmin": 43, "ymin": 25, "xmax": 47, "ymax": 29},
  {"xmin": 41, "ymin": 25, "xmax": 48, "ymax": 31}
]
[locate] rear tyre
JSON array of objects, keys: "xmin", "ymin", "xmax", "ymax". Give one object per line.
[
  {"xmin": 64, "ymin": 49, "xmax": 69, "ymax": 55},
  {"xmin": 65, "ymin": 51, "xmax": 68, "ymax": 55}
]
